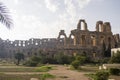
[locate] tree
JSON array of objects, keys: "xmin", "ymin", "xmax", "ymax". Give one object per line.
[
  {"xmin": 0, "ymin": 3, "xmax": 13, "ymax": 28},
  {"xmin": 54, "ymin": 53, "xmax": 74, "ymax": 64},
  {"xmin": 71, "ymin": 55, "xmax": 87, "ymax": 69},
  {"xmin": 14, "ymin": 53, "xmax": 24, "ymax": 65},
  {"xmin": 75, "ymin": 55, "xmax": 87, "ymax": 64},
  {"xmin": 71, "ymin": 60, "xmax": 80, "ymax": 69},
  {"xmin": 24, "ymin": 56, "xmax": 41, "ymax": 67}
]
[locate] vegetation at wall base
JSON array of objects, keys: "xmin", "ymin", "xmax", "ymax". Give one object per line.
[
  {"xmin": 14, "ymin": 53, "xmax": 24, "ymax": 65},
  {"xmin": 109, "ymin": 68, "xmax": 120, "ymax": 75},
  {"xmin": 109, "ymin": 51, "xmax": 120, "ymax": 63}
]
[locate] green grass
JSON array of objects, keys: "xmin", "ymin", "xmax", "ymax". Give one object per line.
[
  {"xmin": 0, "ymin": 65, "xmax": 53, "ymax": 72},
  {"xmin": 78, "ymin": 66, "xmax": 99, "ymax": 72},
  {"xmin": 40, "ymin": 73, "xmax": 55, "ymax": 80},
  {"xmin": 0, "ymin": 73, "xmax": 55, "ymax": 80},
  {"xmin": 35, "ymin": 65, "xmax": 53, "ymax": 72},
  {"xmin": 0, "ymin": 74, "xmax": 41, "ymax": 80},
  {"xmin": 0, "ymin": 67, "xmax": 36, "ymax": 72},
  {"xmin": 85, "ymin": 73, "xmax": 95, "ymax": 80}
]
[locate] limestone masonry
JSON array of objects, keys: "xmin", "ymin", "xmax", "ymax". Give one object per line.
[{"xmin": 0, "ymin": 19, "xmax": 120, "ymax": 59}]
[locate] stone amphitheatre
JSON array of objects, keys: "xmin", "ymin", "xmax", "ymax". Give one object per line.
[{"xmin": 0, "ymin": 19, "xmax": 120, "ymax": 59}]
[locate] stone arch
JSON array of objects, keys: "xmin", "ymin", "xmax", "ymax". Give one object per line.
[
  {"xmin": 58, "ymin": 30, "xmax": 67, "ymax": 45},
  {"xmin": 77, "ymin": 19, "xmax": 88, "ymax": 30},
  {"xmin": 58, "ymin": 30, "xmax": 67, "ymax": 39},
  {"xmin": 96, "ymin": 21, "xmax": 103, "ymax": 32}
]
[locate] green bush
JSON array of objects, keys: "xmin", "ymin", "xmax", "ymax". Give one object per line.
[
  {"xmin": 54, "ymin": 53, "xmax": 74, "ymax": 64},
  {"xmin": 71, "ymin": 60, "xmax": 80, "ymax": 69},
  {"xmin": 24, "ymin": 56, "xmax": 41, "ymax": 67},
  {"xmin": 109, "ymin": 68, "xmax": 120, "ymax": 75},
  {"xmin": 94, "ymin": 71, "xmax": 109, "ymax": 80},
  {"xmin": 23, "ymin": 60, "xmax": 38, "ymax": 67}
]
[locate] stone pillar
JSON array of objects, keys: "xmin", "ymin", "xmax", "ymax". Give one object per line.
[
  {"xmin": 84, "ymin": 22, "xmax": 88, "ymax": 30},
  {"xmin": 103, "ymin": 22, "xmax": 111, "ymax": 32},
  {"xmin": 96, "ymin": 21, "xmax": 103, "ymax": 32},
  {"xmin": 77, "ymin": 20, "xmax": 81, "ymax": 30},
  {"xmin": 73, "ymin": 36, "xmax": 76, "ymax": 45}
]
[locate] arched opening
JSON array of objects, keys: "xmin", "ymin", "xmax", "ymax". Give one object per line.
[
  {"xmin": 23, "ymin": 44, "xmax": 25, "ymax": 47},
  {"xmin": 59, "ymin": 35, "xmax": 65, "ymax": 45},
  {"xmin": 81, "ymin": 22, "xmax": 85, "ymax": 30},
  {"xmin": 18, "ymin": 44, "xmax": 21, "ymax": 46},
  {"xmin": 81, "ymin": 35, "xmax": 86, "ymax": 46},
  {"xmin": 70, "ymin": 35, "xmax": 76, "ymax": 45},
  {"xmin": 15, "ymin": 44, "xmax": 17, "ymax": 46},
  {"xmin": 71, "ymin": 35, "xmax": 74, "ymax": 39},
  {"xmin": 60, "ymin": 35, "xmax": 65, "ymax": 39},
  {"xmin": 35, "ymin": 42, "xmax": 38, "ymax": 45},
  {"xmin": 28, "ymin": 43, "xmax": 30, "ymax": 45},
  {"xmin": 100, "ymin": 36, "xmax": 104, "ymax": 44},
  {"xmin": 93, "ymin": 52, "xmax": 96, "ymax": 58},
  {"xmin": 99, "ymin": 24, "xmax": 102, "ymax": 32},
  {"xmin": 91, "ymin": 35, "xmax": 96, "ymax": 46}
]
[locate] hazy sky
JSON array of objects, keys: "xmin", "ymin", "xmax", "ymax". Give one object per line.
[{"xmin": 0, "ymin": 0, "xmax": 120, "ymax": 41}]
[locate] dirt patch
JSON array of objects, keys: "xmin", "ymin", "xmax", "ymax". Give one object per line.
[
  {"xmin": 48, "ymin": 65, "xmax": 89, "ymax": 80},
  {"xmin": 30, "ymin": 78, "xmax": 39, "ymax": 80}
]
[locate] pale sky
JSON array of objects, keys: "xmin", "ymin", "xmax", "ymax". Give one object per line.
[{"xmin": 0, "ymin": 0, "xmax": 120, "ymax": 41}]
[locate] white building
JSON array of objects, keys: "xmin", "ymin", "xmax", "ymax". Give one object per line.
[{"xmin": 111, "ymin": 48, "xmax": 120, "ymax": 56}]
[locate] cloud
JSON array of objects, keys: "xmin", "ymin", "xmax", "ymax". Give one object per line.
[
  {"xmin": 64, "ymin": 0, "xmax": 76, "ymax": 21},
  {"xmin": 14, "ymin": 0, "xmax": 19, "ymax": 5},
  {"xmin": 45, "ymin": 0, "xmax": 58, "ymax": 12},
  {"xmin": 0, "ymin": 0, "xmax": 93, "ymax": 40},
  {"xmin": 76, "ymin": 0, "xmax": 91, "ymax": 9},
  {"xmin": 56, "ymin": 0, "xmax": 92, "ymax": 36}
]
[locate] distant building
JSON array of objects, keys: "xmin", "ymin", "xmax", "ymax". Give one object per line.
[
  {"xmin": 111, "ymin": 48, "xmax": 120, "ymax": 56},
  {"xmin": 57, "ymin": 19, "xmax": 120, "ymax": 59}
]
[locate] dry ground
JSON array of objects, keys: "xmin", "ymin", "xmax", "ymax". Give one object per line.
[
  {"xmin": 3, "ymin": 65, "xmax": 90, "ymax": 80},
  {"xmin": 47, "ymin": 65, "xmax": 90, "ymax": 80}
]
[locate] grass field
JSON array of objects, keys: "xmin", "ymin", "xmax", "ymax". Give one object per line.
[
  {"xmin": 0, "ymin": 73, "xmax": 55, "ymax": 80},
  {"xmin": 0, "ymin": 65, "xmax": 53, "ymax": 72},
  {"xmin": 0, "ymin": 64, "xmax": 55, "ymax": 80},
  {"xmin": 0, "ymin": 74, "xmax": 41, "ymax": 80}
]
